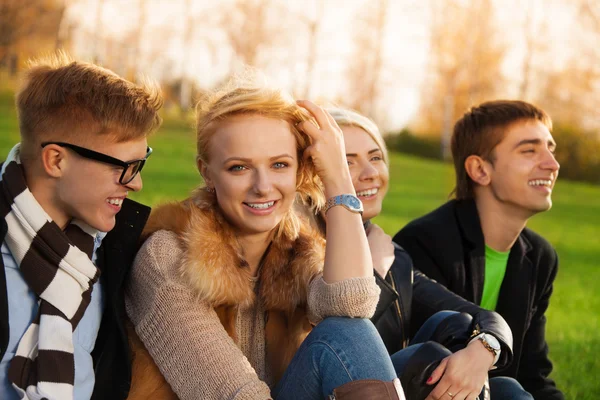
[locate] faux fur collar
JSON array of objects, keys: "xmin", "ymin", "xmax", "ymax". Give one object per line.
[{"xmin": 141, "ymin": 189, "xmax": 325, "ymax": 312}]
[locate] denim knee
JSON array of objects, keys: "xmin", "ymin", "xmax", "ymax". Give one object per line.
[
  {"xmin": 490, "ymin": 376, "xmax": 533, "ymax": 400},
  {"xmin": 311, "ymin": 317, "xmax": 375, "ymax": 335}
]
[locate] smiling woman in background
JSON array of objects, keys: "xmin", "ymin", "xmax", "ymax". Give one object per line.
[
  {"xmin": 312, "ymin": 107, "xmax": 533, "ymax": 400},
  {"xmin": 123, "ymin": 81, "xmax": 404, "ymax": 400}
]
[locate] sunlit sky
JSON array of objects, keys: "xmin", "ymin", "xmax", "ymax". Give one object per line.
[{"xmin": 64, "ymin": 0, "xmax": 580, "ymax": 130}]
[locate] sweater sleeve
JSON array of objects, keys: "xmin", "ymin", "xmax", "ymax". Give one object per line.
[
  {"xmin": 125, "ymin": 230, "xmax": 272, "ymax": 400},
  {"xmin": 307, "ymin": 274, "xmax": 381, "ymax": 324}
]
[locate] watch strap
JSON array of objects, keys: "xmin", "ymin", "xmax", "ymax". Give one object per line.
[{"xmin": 324, "ymin": 194, "xmax": 363, "ymax": 215}]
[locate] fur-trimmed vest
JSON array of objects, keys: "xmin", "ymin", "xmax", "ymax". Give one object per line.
[{"xmin": 127, "ymin": 190, "xmax": 325, "ymax": 399}]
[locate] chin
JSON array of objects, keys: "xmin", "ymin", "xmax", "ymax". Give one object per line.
[
  {"xmin": 363, "ymin": 207, "xmax": 381, "ymax": 222},
  {"xmin": 526, "ymin": 201, "xmax": 552, "ymax": 215},
  {"xmin": 90, "ymin": 217, "xmax": 116, "ymax": 233}
]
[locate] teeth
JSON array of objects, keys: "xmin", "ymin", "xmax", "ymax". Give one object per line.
[
  {"xmin": 106, "ymin": 198, "xmax": 123, "ymax": 206},
  {"xmin": 528, "ymin": 180, "xmax": 552, "ymax": 187},
  {"xmin": 357, "ymin": 188, "xmax": 379, "ymax": 197},
  {"xmin": 246, "ymin": 201, "xmax": 275, "ymax": 209}
]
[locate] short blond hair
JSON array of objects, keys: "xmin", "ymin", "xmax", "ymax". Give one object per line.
[
  {"xmin": 16, "ymin": 51, "xmax": 163, "ymax": 162},
  {"xmin": 195, "ymin": 78, "xmax": 324, "ymax": 240},
  {"xmin": 327, "ymin": 107, "xmax": 388, "ymax": 166}
]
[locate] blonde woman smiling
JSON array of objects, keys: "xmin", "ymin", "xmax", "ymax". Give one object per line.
[{"xmin": 124, "ymin": 83, "xmax": 402, "ymax": 400}]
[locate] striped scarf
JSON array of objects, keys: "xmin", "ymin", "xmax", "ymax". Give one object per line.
[{"xmin": 0, "ymin": 144, "xmax": 100, "ymax": 400}]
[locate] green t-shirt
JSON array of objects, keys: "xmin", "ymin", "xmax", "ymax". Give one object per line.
[{"xmin": 480, "ymin": 245, "xmax": 510, "ymax": 310}]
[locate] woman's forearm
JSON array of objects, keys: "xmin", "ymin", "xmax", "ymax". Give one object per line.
[{"xmin": 322, "ymin": 178, "xmax": 373, "ymax": 283}]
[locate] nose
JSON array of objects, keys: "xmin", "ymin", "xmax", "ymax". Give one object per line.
[
  {"xmin": 359, "ymin": 161, "xmax": 379, "ymax": 181},
  {"xmin": 252, "ymin": 168, "xmax": 273, "ymax": 197},
  {"xmin": 126, "ymin": 172, "xmax": 143, "ymax": 192},
  {"xmin": 541, "ymin": 149, "xmax": 560, "ymax": 173}
]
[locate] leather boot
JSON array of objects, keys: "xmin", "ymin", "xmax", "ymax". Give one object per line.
[{"xmin": 329, "ymin": 378, "xmax": 406, "ymax": 400}]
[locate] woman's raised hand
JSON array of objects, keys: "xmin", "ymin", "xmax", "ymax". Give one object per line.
[{"xmin": 296, "ymin": 100, "xmax": 354, "ymax": 198}]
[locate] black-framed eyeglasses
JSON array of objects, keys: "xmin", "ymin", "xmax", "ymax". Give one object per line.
[{"xmin": 41, "ymin": 141, "xmax": 153, "ymax": 185}]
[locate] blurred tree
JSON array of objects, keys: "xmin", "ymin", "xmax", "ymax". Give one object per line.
[
  {"xmin": 518, "ymin": 0, "xmax": 550, "ymax": 100},
  {"xmin": 298, "ymin": 0, "xmax": 324, "ymax": 99},
  {"xmin": 0, "ymin": 0, "xmax": 66, "ymax": 74},
  {"xmin": 345, "ymin": 0, "xmax": 389, "ymax": 119},
  {"xmin": 214, "ymin": 0, "xmax": 291, "ymax": 71},
  {"xmin": 413, "ymin": 0, "xmax": 506, "ymax": 156},
  {"xmin": 534, "ymin": 0, "xmax": 600, "ymax": 132}
]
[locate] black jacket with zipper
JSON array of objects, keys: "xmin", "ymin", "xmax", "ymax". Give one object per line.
[
  {"xmin": 0, "ymin": 197, "xmax": 150, "ymax": 400},
  {"xmin": 371, "ymin": 243, "xmax": 515, "ymax": 371}
]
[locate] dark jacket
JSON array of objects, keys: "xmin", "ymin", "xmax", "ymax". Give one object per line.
[
  {"xmin": 393, "ymin": 199, "xmax": 564, "ymax": 400},
  {"xmin": 0, "ymin": 198, "xmax": 150, "ymax": 400},
  {"xmin": 372, "ymin": 243, "xmax": 514, "ymax": 370}
]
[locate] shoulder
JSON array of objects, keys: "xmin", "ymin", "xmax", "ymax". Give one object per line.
[
  {"xmin": 394, "ymin": 200, "xmax": 459, "ymax": 242},
  {"xmin": 133, "ymin": 230, "xmax": 185, "ymax": 282},
  {"xmin": 521, "ymin": 227, "xmax": 559, "ymax": 279},
  {"xmin": 521, "ymin": 228, "xmax": 557, "ymax": 258}
]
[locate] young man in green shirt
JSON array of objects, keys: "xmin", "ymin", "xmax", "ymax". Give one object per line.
[{"xmin": 394, "ymin": 100, "xmax": 564, "ymax": 400}]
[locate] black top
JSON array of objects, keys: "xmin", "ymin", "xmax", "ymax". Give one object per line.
[
  {"xmin": 393, "ymin": 199, "xmax": 564, "ymax": 400},
  {"xmin": 372, "ymin": 243, "xmax": 514, "ymax": 370}
]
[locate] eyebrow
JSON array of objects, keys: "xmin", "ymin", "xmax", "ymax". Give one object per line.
[
  {"xmin": 514, "ymin": 138, "xmax": 557, "ymax": 149},
  {"xmin": 222, "ymin": 153, "xmax": 295, "ymax": 164},
  {"xmin": 346, "ymin": 148, "xmax": 381, "ymax": 157}
]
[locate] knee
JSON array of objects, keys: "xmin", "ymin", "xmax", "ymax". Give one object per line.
[
  {"xmin": 307, "ymin": 317, "xmax": 381, "ymax": 350},
  {"xmin": 490, "ymin": 377, "xmax": 533, "ymax": 399},
  {"xmin": 313, "ymin": 317, "xmax": 375, "ymax": 337},
  {"xmin": 430, "ymin": 310, "xmax": 459, "ymax": 322}
]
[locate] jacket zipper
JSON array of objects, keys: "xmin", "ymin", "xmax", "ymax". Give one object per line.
[{"xmin": 388, "ymin": 270, "xmax": 407, "ymax": 348}]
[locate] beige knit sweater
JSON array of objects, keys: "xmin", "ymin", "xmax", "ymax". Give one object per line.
[{"xmin": 126, "ymin": 230, "xmax": 381, "ymax": 400}]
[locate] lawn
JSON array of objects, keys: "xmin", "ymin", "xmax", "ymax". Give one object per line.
[{"xmin": 1, "ymin": 91, "xmax": 598, "ymax": 398}]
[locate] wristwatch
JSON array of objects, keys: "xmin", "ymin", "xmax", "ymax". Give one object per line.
[
  {"xmin": 324, "ymin": 194, "xmax": 363, "ymax": 215},
  {"xmin": 470, "ymin": 332, "xmax": 501, "ymax": 367}
]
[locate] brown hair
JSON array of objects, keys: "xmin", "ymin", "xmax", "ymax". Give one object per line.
[
  {"xmin": 451, "ymin": 100, "xmax": 552, "ymax": 199},
  {"xmin": 16, "ymin": 51, "xmax": 163, "ymax": 162},
  {"xmin": 195, "ymin": 77, "xmax": 324, "ymax": 241}
]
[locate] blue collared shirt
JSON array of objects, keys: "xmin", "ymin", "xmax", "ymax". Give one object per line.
[{"xmin": 0, "ymin": 233, "xmax": 106, "ymax": 400}]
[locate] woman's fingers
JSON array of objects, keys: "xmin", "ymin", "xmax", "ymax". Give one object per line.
[
  {"xmin": 297, "ymin": 99, "xmax": 329, "ymax": 130},
  {"xmin": 427, "ymin": 356, "xmax": 447, "ymax": 385}
]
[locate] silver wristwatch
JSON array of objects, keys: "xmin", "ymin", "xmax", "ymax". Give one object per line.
[
  {"xmin": 324, "ymin": 194, "xmax": 363, "ymax": 215},
  {"xmin": 470, "ymin": 332, "xmax": 501, "ymax": 367}
]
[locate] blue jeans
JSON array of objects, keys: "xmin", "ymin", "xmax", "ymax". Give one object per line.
[
  {"xmin": 272, "ymin": 317, "xmax": 397, "ymax": 400},
  {"xmin": 390, "ymin": 311, "xmax": 533, "ymax": 400}
]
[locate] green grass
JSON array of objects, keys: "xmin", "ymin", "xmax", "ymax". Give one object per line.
[{"xmin": 1, "ymin": 92, "xmax": 598, "ymax": 398}]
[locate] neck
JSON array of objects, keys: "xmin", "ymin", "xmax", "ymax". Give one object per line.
[
  {"xmin": 237, "ymin": 231, "xmax": 272, "ymax": 276},
  {"xmin": 474, "ymin": 192, "xmax": 529, "ymax": 252},
  {"xmin": 26, "ymin": 168, "xmax": 70, "ymax": 230}
]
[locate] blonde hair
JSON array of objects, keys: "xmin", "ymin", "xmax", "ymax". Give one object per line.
[
  {"xmin": 16, "ymin": 51, "xmax": 163, "ymax": 162},
  {"xmin": 327, "ymin": 107, "xmax": 388, "ymax": 166},
  {"xmin": 195, "ymin": 77, "xmax": 324, "ymax": 241}
]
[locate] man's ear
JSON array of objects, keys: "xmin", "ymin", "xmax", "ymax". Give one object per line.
[
  {"xmin": 464, "ymin": 155, "xmax": 492, "ymax": 186},
  {"xmin": 197, "ymin": 158, "xmax": 213, "ymax": 188},
  {"xmin": 40, "ymin": 144, "xmax": 67, "ymax": 178}
]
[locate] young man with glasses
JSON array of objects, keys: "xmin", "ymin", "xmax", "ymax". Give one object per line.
[
  {"xmin": 394, "ymin": 100, "xmax": 564, "ymax": 399},
  {"xmin": 0, "ymin": 52, "xmax": 162, "ymax": 400}
]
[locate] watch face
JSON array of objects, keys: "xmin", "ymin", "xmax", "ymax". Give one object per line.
[
  {"xmin": 348, "ymin": 196, "xmax": 361, "ymax": 209},
  {"xmin": 483, "ymin": 334, "xmax": 501, "ymax": 351}
]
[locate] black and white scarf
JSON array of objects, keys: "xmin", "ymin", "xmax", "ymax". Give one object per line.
[{"xmin": 0, "ymin": 144, "xmax": 100, "ymax": 400}]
